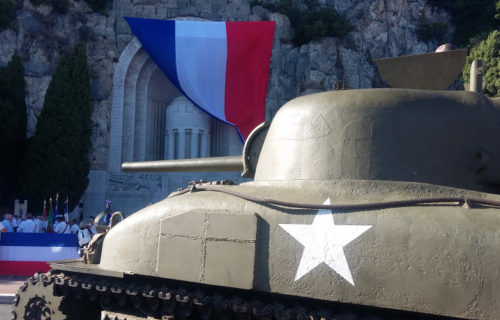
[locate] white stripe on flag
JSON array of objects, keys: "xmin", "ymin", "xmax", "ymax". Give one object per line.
[
  {"xmin": 175, "ymin": 21, "xmax": 227, "ymax": 121},
  {"xmin": 0, "ymin": 245, "xmax": 79, "ymax": 262}
]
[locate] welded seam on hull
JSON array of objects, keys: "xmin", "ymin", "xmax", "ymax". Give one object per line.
[
  {"xmin": 199, "ymin": 211, "xmax": 209, "ymax": 283},
  {"xmin": 160, "ymin": 233, "xmax": 256, "ymax": 243}
]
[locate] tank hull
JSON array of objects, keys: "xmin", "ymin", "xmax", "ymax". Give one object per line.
[
  {"xmin": 16, "ymin": 88, "xmax": 500, "ymax": 320},
  {"xmin": 56, "ymin": 179, "xmax": 500, "ymax": 319}
]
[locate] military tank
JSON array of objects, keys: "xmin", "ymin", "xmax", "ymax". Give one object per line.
[{"xmin": 12, "ymin": 49, "xmax": 500, "ymax": 320}]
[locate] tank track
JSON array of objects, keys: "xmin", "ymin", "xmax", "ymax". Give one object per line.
[{"xmin": 13, "ymin": 271, "xmax": 460, "ymax": 320}]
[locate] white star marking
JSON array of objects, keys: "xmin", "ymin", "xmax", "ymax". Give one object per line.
[{"xmin": 279, "ymin": 198, "xmax": 372, "ymax": 285}]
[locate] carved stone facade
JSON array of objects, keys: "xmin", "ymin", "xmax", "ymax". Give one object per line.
[{"xmin": 86, "ymin": 36, "xmax": 243, "ymax": 216}]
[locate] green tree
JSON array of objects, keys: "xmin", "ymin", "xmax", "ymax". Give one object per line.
[
  {"xmin": 462, "ymin": 30, "xmax": 500, "ymax": 97},
  {"xmin": 0, "ymin": 53, "xmax": 27, "ymax": 206},
  {"xmin": 252, "ymin": 0, "xmax": 353, "ymax": 46},
  {"xmin": 23, "ymin": 43, "xmax": 92, "ymax": 212},
  {"xmin": 416, "ymin": 16, "xmax": 448, "ymax": 43},
  {"xmin": 85, "ymin": 0, "xmax": 107, "ymax": 13},
  {"xmin": 29, "ymin": 0, "xmax": 69, "ymax": 14},
  {"xmin": 427, "ymin": 0, "xmax": 499, "ymax": 47},
  {"xmin": 0, "ymin": 0, "xmax": 15, "ymax": 31}
]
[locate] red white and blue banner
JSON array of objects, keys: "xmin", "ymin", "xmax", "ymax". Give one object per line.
[
  {"xmin": 0, "ymin": 233, "xmax": 79, "ymax": 276},
  {"xmin": 125, "ymin": 17, "xmax": 275, "ymax": 140}
]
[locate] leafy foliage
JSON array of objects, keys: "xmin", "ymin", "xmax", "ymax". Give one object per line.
[
  {"xmin": 462, "ymin": 30, "xmax": 500, "ymax": 97},
  {"xmin": 427, "ymin": 0, "xmax": 500, "ymax": 47},
  {"xmin": 0, "ymin": 0, "xmax": 15, "ymax": 31},
  {"xmin": 29, "ymin": 0, "xmax": 69, "ymax": 14},
  {"xmin": 416, "ymin": 16, "xmax": 448, "ymax": 43},
  {"xmin": 252, "ymin": 0, "xmax": 353, "ymax": 46},
  {"xmin": 85, "ymin": 0, "xmax": 107, "ymax": 13},
  {"xmin": 30, "ymin": 0, "xmax": 107, "ymax": 14},
  {"xmin": 0, "ymin": 54, "xmax": 27, "ymax": 206},
  {"xmin": 23, "ymin": 43, "xmax": 92, "ymax": 212}
]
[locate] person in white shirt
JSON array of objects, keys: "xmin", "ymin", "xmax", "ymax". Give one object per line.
[
  {"xmin": 34, "ymin": 215, "xmax": 45, "ymax": 233},
  {"xmin": 88, "ymin": 216, "xmax": 97, "ymax": 235},
  {"xmin": 69, "ymin": 219, "xmax": 79, "ymax": 234},
  {"xmin": 17, "ymin": 214, "xmax": 36, "ymax": 233},
  {"xmin": 77, "ymin": 222, "xmax": 92, "ymax": 256},
  {"xmin": 0, "ymin": 221, "xmax": 6, "ymax": 233},
  {"xmin": 40, "ymin": 216, "xmax": 48, "ymax": 233},
  {"xmin": 12, "ymin": 215, "xmax": 20, "ymax": 232},
  {"xmin": 78, "ymin": 222, "xmax": 92, "ymax": 247},
  {"xmin": 54, "ymin": 217, "xmax": 71, "ymax": 234},
  {"xmin": 2, "ymin": 214, "xmax": 14, "ymax": 232}
]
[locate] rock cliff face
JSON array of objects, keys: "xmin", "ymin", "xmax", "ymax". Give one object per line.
[{"xmin": 0, "ymin": 0, "xmax": 450, "ymax": 170}]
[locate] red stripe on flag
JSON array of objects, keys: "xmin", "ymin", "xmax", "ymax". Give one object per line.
[
  {"xmin": 0, "ymin": 261, "xmax": 50, "ymax": 276},
  {"xmin": 225, "ymin": 21, "xmax": 274, "ymax": 140}
]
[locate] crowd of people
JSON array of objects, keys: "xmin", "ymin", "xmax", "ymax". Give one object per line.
[{"xmin": 0, "ymin": 213, "xmax": 97, "ymax": 249}]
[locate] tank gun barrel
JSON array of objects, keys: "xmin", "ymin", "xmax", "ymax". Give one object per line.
[{"xmin": 122, "ymin": 156, "xmax": 243, "ymax": 173}]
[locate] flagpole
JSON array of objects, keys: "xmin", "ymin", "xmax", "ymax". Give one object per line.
[
  {"xmin": 54, "ymin": 193, "xmax": 59, "ymax": 220},
  {"xmin": 43, "ymin": 200, "xmax": 47, "ymax": 219},
  {"xmin": 64, "ymin": 196, "xmax": 69, "ymax": 222},
  {"xmin": 48, "ymin": 197, "xmax": 54, "ymax": 233},
  {"xmin": 43, "ymin": 200, "xmax": 47, "ymax": 232}
]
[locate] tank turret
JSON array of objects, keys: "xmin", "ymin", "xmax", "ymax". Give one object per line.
[{"xmin": 13, "ymin": 50, "xmax": 500, "ymax": 320}]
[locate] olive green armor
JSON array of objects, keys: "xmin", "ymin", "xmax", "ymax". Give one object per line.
[{"xmin": 13, "ymin": 50, "xmax": 500, "ymax": 320}]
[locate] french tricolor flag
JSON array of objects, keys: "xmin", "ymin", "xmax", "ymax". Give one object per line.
[
  {"xmin": 125, "ymin": 17, "xmax": 275, "ymax": 140},
  {"xmin": 0, "ymin": 233, "xmax": 79, "ymax": 276}
]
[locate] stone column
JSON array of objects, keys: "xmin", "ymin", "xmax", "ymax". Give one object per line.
[
  {"xmin": 145, "ymin": 100, "xmax": 153, "ymax": 160},
  {"xmin": 178, "ymin": 129, "xmax": 186, "ymax": 159},
  {"xmin": 196, "ymin": 130, "xmax": 203, "ymax": 158},
  {"xmin": 168, "ymin": 129, "xmax": 175, "ymax": 159},
  {"xmin": 185, "ymin": 129, "xmax": 192, "ymax": 159},
  {"xmin": 151, "ymin": 100, "xmax": 158, "ymax": 159},
  {"xmin": 163, "ymin": 130, "xmax": 170, "ymax": 160},
  {"xmin": 205, "ymin": 132, "xmax": 211, "ymax": 157},
  {"xmin": 173, "ymin": 129, "xmax": 179, "ymax": 159}
]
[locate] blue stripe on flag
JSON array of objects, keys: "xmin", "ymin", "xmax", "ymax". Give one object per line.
[
  {"xmin": 125, "ymin": 17, "xmax": 180, "ymax": 89},
  {"xmin": 175, "ymin": 21, "xmax": 228, "ymax": 122},
  {"xmin": 0, "ymin": 233, "xmax": 78, "ymax": 247}
]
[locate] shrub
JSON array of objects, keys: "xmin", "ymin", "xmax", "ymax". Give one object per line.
[
  {"xmin": 51, "ymin": 0, "xmax": 69, "ymax": 14},
  {"xmin": 252, "ymin": 0, "xmax": 353, "ymax": 46},
  {"xmin": 0, "ymin": 54, "xmax": 27, "ymax": 206},
  {"xmin": 85, "ymin": 0, "xmax": 107, "ymax": 13},
  {"xmin": 416, "ymin": 16, "xmax": 448, "ymax": 43},
  {"xmin": 29, "ymin": 0, "xmax": 69, "ymax": 15},
  {"xmin": 23, "ymin": 43, "xmax": 92, "ymax": 212},
  {"xmin": 427, "ymin": 0, "xmax": 500, "ymax": 47},
  {"xmin": 462, "ymin": 30, "xmax": 500, "ymax": 97},
  {"xmin": 0, "ymin": 0, "xmax": 15, "ymax": 31},
  {"xmin": 79, "ymin": 25, "xmax": 95, "ymax": 42}
]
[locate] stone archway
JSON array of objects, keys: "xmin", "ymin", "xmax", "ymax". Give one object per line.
[
  {"xmin": 85, "ymin": 35, "xmax": 245, "ymax": 217},
  {"xmin": 108, "ymin": 37, "xmax": 142, "ymax": 173},
  {"xmin": 108, "ymin": 38, "xmax": 184, "ymax": 172},
  {"xmin": 108, "ymin": 37, "xmax": 243, "ymax": 173}
]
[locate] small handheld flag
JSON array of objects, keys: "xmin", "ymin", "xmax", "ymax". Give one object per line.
[
  {"xmin": 43, "ymin": 200, "xmax": 47, "ymax": 232},
  {"xmin": 104, "ymin": 200, "xmax": 112, "ymax": 225},
  {"xmin": 48, "ymin": 198, "xmax": 54, "ymax": 233},
  {"xmin": 53, "ymin": 193, "xmax": 59, "ymax": 220}
]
